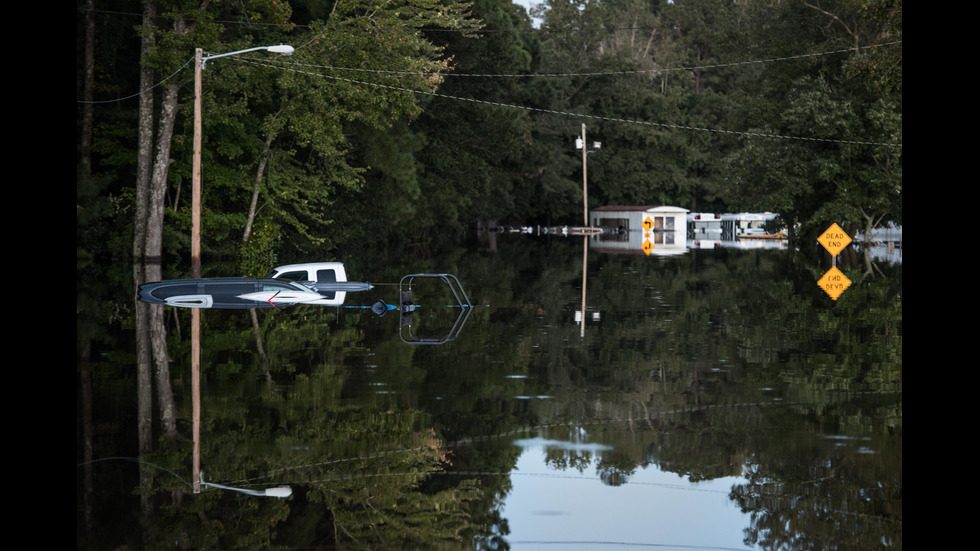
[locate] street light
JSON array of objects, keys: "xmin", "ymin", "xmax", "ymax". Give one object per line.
[
  {"xmin": 192, "ymin": 44, "xmax": 294, "ymax": 277},
  {"xmin": 200, "ymin": 473, "xmax": 292, "ymax": 498},
  {"xmin": 191, "ymin": 44, "xmax": 293, "ymax": 494},
  {"xmin": 201, "ymin": 44, "xmax": 295, "ymax": 67}
]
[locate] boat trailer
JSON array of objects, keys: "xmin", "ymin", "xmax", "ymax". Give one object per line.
[{"xmin": 396, "ymin": 273, "xmax": 473, "ymax": 345}]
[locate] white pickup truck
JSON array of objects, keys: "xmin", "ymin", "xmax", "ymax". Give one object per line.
[{"xmin": 265, "ymin": 262, "xmax": 372, "ymax": 306}]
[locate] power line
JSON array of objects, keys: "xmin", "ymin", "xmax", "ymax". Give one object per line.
[
  {"xmin": 76, "ymin": 43, "xmax": 901, "ymax": 147},
  {"xmin": 77, "ymin": 55, "xmax": 195, "ymax": 104},
  {"xmin": 250, "ymin": 57, "xmax": 902, "ymax": 148},
  {"xmin": 281, "ymin": 40, "xmax": 900, "ymax": 79},
  {"xmin": 79, "ymin": 40, "xmax": 873, "ymax": 103}
]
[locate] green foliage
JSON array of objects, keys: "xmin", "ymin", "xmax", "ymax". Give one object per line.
[
  {"xmin": 81, "ymin": 0, "xmax": 900, "ymax": 259},
  {"xmin": 720, "ymin": 0, "xmax": 901, "ymax": 239},
  {"xmin": 79, "ymin": 233, "xmax": 900, "ymax": 549},
  {"xmin": 79, "ymin": 3, "xmax": 903, "ymax": 546},
  {"xmin": 238, "ymin": 218, "xmax": 282, "ymax": 276},
  {"xmin": 408, "ymin": 0, "xmax": 540, "ymax": 230}
]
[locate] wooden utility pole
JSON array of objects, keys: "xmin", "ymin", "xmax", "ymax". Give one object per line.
[
  {"xmin": 191, "ymin": 47, "xmax": 203, "ymax": 494},
  {"xmin": 192, "ymin": 48, "xmax": 203, "ymax": 279}
]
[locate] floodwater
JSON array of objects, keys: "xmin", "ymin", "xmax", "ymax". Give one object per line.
[{"xmin": 77, "ymin": 234, "xmax": 902, "ymax": 550}]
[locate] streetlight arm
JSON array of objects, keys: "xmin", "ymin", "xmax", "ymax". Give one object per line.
[
  {"xmin": 203, "ymin": 44, "xmax": 294, "ymax": 62},
  {"xmin": 200, "ymin": 472, "xmax": 292, "ymax": 498}
]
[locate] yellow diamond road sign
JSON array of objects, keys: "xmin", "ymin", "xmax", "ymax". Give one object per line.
[
  {"xmin": 817, "ymin": 223, "xmax": 852, "ymax": 257},
  {"xmin": 817, "ymin": 266, "xmax": 851, "ymax": 300},
  {"xmin": 642, "ymin": 216, "xmax": 654, "ymax": 232},
  {"xmin": 642, "ymin": 240, "xmax": 654, "ymax": 255}
]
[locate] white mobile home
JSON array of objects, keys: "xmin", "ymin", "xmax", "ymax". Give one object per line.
[
  {"xmin": 590, "ymin": 205, "xmax": 689, "ymax": 254},
  {"xmin": 687, "ymin": 212, "xmax": 723, "ymax": 237},
  {"xmin": 720, "ymin": 212, "xmax": 767, "ymax": 236}
]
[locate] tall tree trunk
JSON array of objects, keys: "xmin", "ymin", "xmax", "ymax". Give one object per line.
[
  {"xmin": 135, "ymin": 0, "xmax": 187, "ymax": 469},
  {"xmin": 243, "ymin": 129, "xmax": 278, "ymax": 243},
  {"xmin": 250, "ymin": 309, "xmax": 272, "ymax": 381},
  {"xmin": 148, "ymin": 82, "xmax": 181, "ymax": 439},
  {"xmin": 135, "ymin": 82, "xmax": 180, "ymax": 445},
  {"xmin": 861, "ymin": 209, "xmax": 885, "ymax": 278},
  {"xmin": 80, "ymin": 0, "xmax": 95, "ymax": 176},
  {"xmin": 79, "ymin": 347, "xmax": 94, "ymax": 543},
  {"xmin": 132, "ymin": 1, "xmax": 206, "ymax": 541},
  {"xmin": 134, "ymin": 0, "xmax": 157, "ymax": 531}
]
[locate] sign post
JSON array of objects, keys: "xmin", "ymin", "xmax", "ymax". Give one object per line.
[
  {"xmin": 816, "ymin": 223, "xmax": 853, "ymax": 300},
  {"xmin": 817, "ymin": 266, "xmax": 851, "ymax": 301},
  {"xmin": 642, "ymin": 216, "xmax": 654, "ymax": 255},
  {"xmin": 817, "ymin": 223, "xmax": 852, "ymax": 264}
]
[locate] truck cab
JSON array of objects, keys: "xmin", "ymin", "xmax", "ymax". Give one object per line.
[{"xmin": 265, "ymin": 262, "xmax": 349, "ymax": 306}]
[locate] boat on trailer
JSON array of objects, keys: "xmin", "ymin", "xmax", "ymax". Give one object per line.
[
  {"xmin": 138, "ymin": 278, "xmax": 330, "ymax": 309},
  {"xmin": 138, "ymin": 263, "xmax": 474, "ymax": 345}
]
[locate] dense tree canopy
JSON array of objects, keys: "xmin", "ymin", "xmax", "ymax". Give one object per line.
[
  {"xmin": 77, "ymin": 4, "xmax": 900, "ymax": 547},
  {"xmin": 77, "ymin": 0, "xmax": 901, "ymax": 267}
]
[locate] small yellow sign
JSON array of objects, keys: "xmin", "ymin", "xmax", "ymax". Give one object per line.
[
  {"xmin": 817, "ymin": 266, "xmax": 851, "ymax": 300},
  {"xmin": 642, "ymin": 217, "xmax": 654, "ymax": 232},
  {"xmin": 817, "ymin": 223, "xmax": 852, "ymax": 257},
  {"xmin": 642, "ymin": 240, "xmax": 654, "ymax": 255}
]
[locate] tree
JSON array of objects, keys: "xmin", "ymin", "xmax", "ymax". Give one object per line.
[
  {"xmin": 403, "ymin": 0, "xmax": 540, "ymax": 233},
  {"xmin": 721, "ymin": 0, "xmax": 901, "ymax": 245},
  {"xmin": 116, "ymin": 1, "xmax": 481, "ymax": 536},
  {"xmin": 198, "ymin": 0, "xmax": 483, "ymax": 262},
  {"xmin": 527, "ymin": 0, "xmax": 743, "ymax": 212}
]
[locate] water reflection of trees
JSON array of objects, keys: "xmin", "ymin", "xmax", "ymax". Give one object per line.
[
  {"xmin": 77, "ymin": 240, "xmax": 900, "ymax": 549},
  {"xmin": 730, "ymin": 401, "xmax": 903, "ymax": 550},
  {"xmin": 507, "ymin": 241, "xmax": 901, "ymax": 549}
]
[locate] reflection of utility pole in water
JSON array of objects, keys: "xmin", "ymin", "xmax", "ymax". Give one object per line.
[
  {"xmin": 192, "ymin": 310, "xmax": 201, "ymax": 493},
  {"xmin": 581, "ymin": 237, "xmax": 587, "ymax": 338},
  {"xmin": 576, "ymin": 237, "xmax": 599, "ymax": 337}
]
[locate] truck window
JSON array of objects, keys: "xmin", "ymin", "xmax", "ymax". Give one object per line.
[{"xmin": 276, "ymin": 271, "xmax": 307, "ymax": 282}]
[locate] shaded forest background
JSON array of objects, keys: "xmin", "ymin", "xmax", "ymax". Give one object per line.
[
  {"xmin": 76, "ymin": 3, "xmax": 901, "ymax": 548},
  {"xmin": 76, "ymin": 0, "xmax": 901, "ymax": 275}
]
